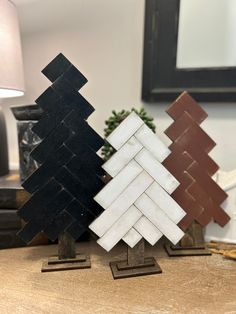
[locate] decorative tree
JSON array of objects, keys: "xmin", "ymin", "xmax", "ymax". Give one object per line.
[
  {"xmin": 101, "ymin": 108, "xmax": 156, "ymax": 161},
  {"xmin": 17, "ymin": 54, "xmax": 105, "ymax": 271},
  {"xmin": 162, "ymin": 92, "xmax": 230, "ymax": 256},
  {"xmin": 89, "ymin": 112, "xmax": 186, "ymax": 279}
]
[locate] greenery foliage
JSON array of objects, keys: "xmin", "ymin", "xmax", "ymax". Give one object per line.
[{"xmin": 101, "ymin": 107, "xmax": 156, "ymax": 161}]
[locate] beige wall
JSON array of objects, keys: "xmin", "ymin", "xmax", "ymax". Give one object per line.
[{"xmin": 3, "ymin": 0, "xmax": 236, "ymax": 173}]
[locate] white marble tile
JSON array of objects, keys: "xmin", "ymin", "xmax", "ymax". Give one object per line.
[
  {"xmin": 134, "ymin": 216, "xmax": 163, "ymax": 245},
  {"xmin": 135, "ymin": 148, "xmax": 180, "ymax": 194},
  {"xmin": 135, "ymin": 194, "xmax": 184, "ymax": 245},
  {"xmin": 89, "ymin": 170, "xmax": 154, "ymax": 237},
  {"xmin": 146, "ymin": 182, "xmax": 186, "ymax": 224},
  {"xmin": 102, "ymin": 136, "xmax": 143, "ymax": 177},
  {"xmin": 94, "ymin": 160, "xmax": 142, "ymax": 209},
  {"xmin": 106, "ymin": 112, "xmax": 144, "ymax": 150},
  {"xmin": 134, "ymin": 124, "xmax": 171, "ymax": 162},
  {"xmin": 97, "ymin": 206, "xmax": 142, "ymax": 252},
  {"xmin": 122, "ymin": 227, "xmax": 142, "ymax": 248}
]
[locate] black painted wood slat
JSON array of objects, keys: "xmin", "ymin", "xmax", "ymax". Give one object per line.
[{"xmin": 17, "ymin": 54, "xmax": 105, "ymax": 243}]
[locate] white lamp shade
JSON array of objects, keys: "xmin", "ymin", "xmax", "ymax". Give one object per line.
[{"xmin": 0, "ymin": 0, "xmax": 24, "ymax": 98}]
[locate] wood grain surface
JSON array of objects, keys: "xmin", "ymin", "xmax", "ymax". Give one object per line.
[
  {"xmin": 18, "ymin": 54, "xmax": 105, "ymax": 244},
  {"xmin": 163, "ymin": 92, "xmax": 230, "ymax": 231},
  {"xmin": 0, "ymin": 241, "xmax": 235, "ymax": 314},
  {"xmin": 91, "ymin": 112, "xmax": 185, "ymax": 252}
]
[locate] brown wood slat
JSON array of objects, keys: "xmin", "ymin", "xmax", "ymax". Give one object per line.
[
  {"xmin": 164, "ymin": 152, "xmax": 229, "ymax": 228},
  {"xmin": 165, "ymin": 112, "xmax": 192, "ymax": 141},
  {"xmin": 188, "ymin": 184, "xmax": 230, "ymax": 227},
  {"xmin": 165, "ymin": 91, "xmax": 208, "ymax": 124},
  {"xmin": 163, "ymin": 149, "xmax": 194, "ymax": 178},
  {"xmin": 165, "ymin": 112, "xmax": 216, "ymax": 152},
  {"xmin": 170, "ymin": 142, "xmax": 219, "ymax": 176},
  {"xmin": 188, "ymin": 163, "xmax": 228, "ymax": 204},
  {"xmin": 169, "ymin": 121, "xmax": 216, "ymax": 154},
  {"xmin": 164, "ymin": 149, "xmax": 227, "ymax": 205},
  {"xmin": 171, "ymin": 173, "xmax": 208, "ymax": 229}
]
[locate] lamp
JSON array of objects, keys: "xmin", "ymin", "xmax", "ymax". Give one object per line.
[{"xmin": 0, "ymin": 0, "xmax": 24, "ymax": 176}]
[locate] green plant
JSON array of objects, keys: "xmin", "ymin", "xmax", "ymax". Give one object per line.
[{"xmin": 101, "ymin": 107, "xmax": 156, "ymax": 161}]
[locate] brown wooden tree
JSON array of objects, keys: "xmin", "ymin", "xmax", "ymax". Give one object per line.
[{"xmin": 162, "ymin": 92, "xmax": 230, "ymax": 256}]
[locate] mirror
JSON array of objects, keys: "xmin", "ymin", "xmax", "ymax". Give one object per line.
[
  {"xmin": 142, "ymin": 0, "xmax": 236, "ymax": 102},
  {"xmin": 177, "ymin": 0, "xmax": 236, "ymax": 69}
]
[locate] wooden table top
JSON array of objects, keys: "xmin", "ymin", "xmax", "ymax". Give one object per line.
[
  {"xmin": 0, "ymin": 171, "xmax": 21, "ymax": 189},
  {"xmin": 0, "ymin": 240, "xmax": 235, "ymax": 314}
]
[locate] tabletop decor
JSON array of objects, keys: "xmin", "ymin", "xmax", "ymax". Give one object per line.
[
  {"xmin": 90, "ymin": 112, "xmax": 186, "ymax": 279},
  {"xmin": 17, "ymin": 54, "xmax": 105, "ymax": 272},
  {"xmin": 163, "ymin": 92, "xmax": 230, "ymax": 256}
]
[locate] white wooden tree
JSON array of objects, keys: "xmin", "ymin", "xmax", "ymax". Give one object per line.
[{"xmin": 89, "ymin": 112, "xmax": 186, "ymax": 278}]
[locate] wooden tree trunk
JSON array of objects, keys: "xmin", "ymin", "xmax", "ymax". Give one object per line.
[
  {"xmin": 42, "ymin": 231, "xmax": 91, "ymax": 272},
  {"xmin": 58, "ymin": 232, "xmax": 76, "ymax": 260},
  {"xmin": 127, "ymin": 239, "xmax": 145, "ymax": 266},
  {"xmin": 180, "ymin": 221, "xmax": 205, "ymax": 247},
  {"xmin": 110, "ymin": 238, "xmax": 161, "ymax": 279}
]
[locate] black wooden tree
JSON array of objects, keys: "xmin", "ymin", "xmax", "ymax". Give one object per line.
[{"xmin": 17, "ymin": 54, "xmax": 105, "ymax": 272}]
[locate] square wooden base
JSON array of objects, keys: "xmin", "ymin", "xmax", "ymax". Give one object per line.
[
  {"xmin": 109, "ymin": 257, "xmax": 162, "ymax": 279},
  {"xmin": 41, "ymin": 254, "xmax": 91, "ymax": 272},
  {"xmin": 164, "ymin": 243, "xmax": 212, "ymax": 257}
]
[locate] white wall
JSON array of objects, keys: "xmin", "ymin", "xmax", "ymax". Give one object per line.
[{"xmin": 4, "ymin": 0, "xmax": 236, "ymax": 174}]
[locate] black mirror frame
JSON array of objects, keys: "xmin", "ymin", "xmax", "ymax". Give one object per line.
[{"xmin": 142, "ymin": 0, "xmax": 236, "ymax": 102}]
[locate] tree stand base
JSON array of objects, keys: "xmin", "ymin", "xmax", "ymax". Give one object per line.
[
  {"xmin": 164, "ymin": 243, "xmax": 212, "ymax": 257},
  {"xmin": 41, "ymin": 254, "xmax": 91, "ymax": 272},
  {"xmin": 165, "ymin": 222, "xmax": 212, "ymax": 256},
  {"xmin": 110, "ymin": 257, "xmax": 162, "ymax": 279},
  {"xmin": 41, "ymin": 232, "xmax": 91, "ymax": 272}
]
